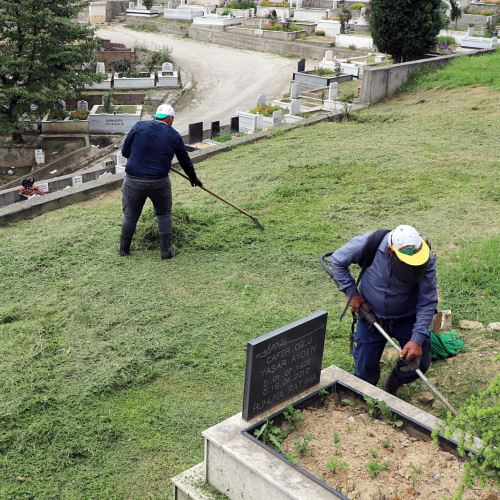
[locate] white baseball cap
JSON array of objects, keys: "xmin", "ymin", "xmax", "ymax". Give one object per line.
[
  {"xmin": 390, "ymin": 225, "xmax": 430, "ymax": 266},
  {"xmin": 153, "ymin": 104, "xmax": 175, "ymax": 119}
]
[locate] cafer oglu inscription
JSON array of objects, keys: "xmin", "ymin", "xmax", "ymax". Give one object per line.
[{"xmin": 242, "ymin": 310, "xmax": 327, "ymax": 421}]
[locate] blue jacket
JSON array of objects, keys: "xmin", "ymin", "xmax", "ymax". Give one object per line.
[
  {"xmin": 331, "ymin": 231, "xmax": 438, "ymax": 345},
  {"xmin": 122, "ymin": 120, "xmax": 196, "ymax": 179}
]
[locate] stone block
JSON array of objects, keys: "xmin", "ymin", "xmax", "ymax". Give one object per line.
[
  {"xmin": 487, "ymin": 322, "xmax": 500, "ymax": 331},
  {"xmin": 459, "ymin": 320, "xmax": 484, "ymax": 330}
]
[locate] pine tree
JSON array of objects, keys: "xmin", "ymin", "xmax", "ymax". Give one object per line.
[
  {"xmin": 369, "ymin": 0, "xmax": 444, "ymax": 63},
  {"xmin": 0, "ymin": 0, "xmax": 101, "ymax": 142}
]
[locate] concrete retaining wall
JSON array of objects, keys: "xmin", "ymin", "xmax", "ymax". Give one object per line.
[
  {"xmin": 188, "ymin": 26, "xmax": 360, "ymax": 59},
  {"xmin": 126, "ymin": 18, "xmax": 190, "ymax": 35},
  {"xmin": 456, "ymin": 12, "xmax": 498, "ymax": 27},
  {"xmin": 41, "ymin": 120, "xmax": 90, "ymax": 134},
  {"xmin": 360, "ymin": 50, "xmax": 495, "ymax": 104},
  {"xmin": 0, "ymin": 147, "xmax": 34, "ymax": 169}
]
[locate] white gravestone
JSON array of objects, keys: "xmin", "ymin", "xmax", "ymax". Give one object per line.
[
  {"xmin": 129, "ymin": 1, "xmax": 135, "ymax": 8},
  {"xmin": 332, "ymin": 0, "xmax": 337, "ymax": 9},
  {"xmin": 290, "ymin": 99, "xmax": 300, "ymax": 115},
  {"xmin": 272, "ymin": 110, "xmax": 282, "ymax": 126},
  {"xmin": 77, "ymin": 100, "xmax": 89, "ymax": 111},
  {"xmin": 34, "ymin": 149, "xmax": 45, "ymax": 164},
  {"xmin": 281, "ymin": 11, "xmax": 287, "ymax": 22},
  {"xmin": 324, "ymin": 50, "xmax": 333, "ymax": 61},
  {"xmin": 325, "ymin": 9, "xmax": 330, "ymax": 18},
  {"xmin": 72, "ymin": 175, "xmax": 83, "ymax": 188},
  {"xmin": 137, "ymin": 0, "xmax": 144, "ymax": 6},
  {"xmin": 96, "ymin": 62, "xmax": 106, "ymax": 74},
  {"xmin": 329, "ymin": 82, "xmax": 339, "ymax": 101},
  {"xmin": 161, "ymin": 62, "xmax": 173, "ymax": 72},
  {"xmin": 290, "ymin": 81, "xmax": 301, "ymax": 99},
  {"xmin": 467, "ymin": 26, "xmax": 475, "ymax": 36},
  {"xmin": 115, "ymin": 151, "xmax": 127, "ymax": 166},
  {"xmin": 256, "ymin": 95, "xmax": 266, "ymax": 106},
  {"xmin": 36, "ymin": 181, "xmax": 49, "ymax": 193}
]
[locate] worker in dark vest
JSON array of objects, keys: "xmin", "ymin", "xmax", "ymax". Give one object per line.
[
  {"xmin": 119, "ymin": 104, "xmax": 202, "ymax": 259},
  {"xmin": 331, "ymin": 225, "xmax": 437, "ymax": 394}
]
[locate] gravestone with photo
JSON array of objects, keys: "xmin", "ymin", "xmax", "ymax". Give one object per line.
[{"xmin": 242, "ymin": 310, "xmax": 327, "ymax": 420}]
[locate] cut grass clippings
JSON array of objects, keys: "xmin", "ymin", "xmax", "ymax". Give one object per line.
[{"xmin": 0, "ymin": 51, "xmax": 499, "ymax": 497}]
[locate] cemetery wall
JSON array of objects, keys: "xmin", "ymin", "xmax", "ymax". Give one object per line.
[
  {"xmin": 360, "ymin": 50, "xmax": 495, "ymax": 104},
  {"xmin": 360, "ymin": 54, "xmax": 456, "ymax": 104},
  {"xmin": 97, "ymin": 49, "xmax": 135, "ymax": 65},
  {"xmin": 188, "ymin": 26, "xmax": 360, "ymax": 59},
  {"xmin": 0, "ymin": 148, "xmax": 35, "ymax": 169},
  {"xmin": 456, "ymin": 13, "xmax": 498, "ymax": 27},
  {"xmin": 126, "ymin": 18, "xmax": 190, "ymax": 35}
]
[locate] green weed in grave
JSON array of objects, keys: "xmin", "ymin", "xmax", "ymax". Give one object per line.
[
  {"xmin": 365, "ymin": 459, "xmax": 390, "ymax": 478},
  {"xmin": 293, "ymin": 433, "xmax": 314, "ymax": 456},
  {"xmin": 283, "ymin": 405, "xmax": 303, "ymax": 429},
  {"xmin": 363, "ymin": 396, "xmax": 404, "ymax": 428},
  {"xmin": 326, "ymin": 457, "xmax": 349, "ymax": 474}
]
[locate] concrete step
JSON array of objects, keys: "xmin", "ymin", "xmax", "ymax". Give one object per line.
[{"xmin": 172, "ymin": 462, "xmax": 227, "ymax": 500}]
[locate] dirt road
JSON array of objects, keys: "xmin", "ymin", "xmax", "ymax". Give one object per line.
[{"xmin": 97, "ymin": 25, "xmax": 297, "ymax": 134}]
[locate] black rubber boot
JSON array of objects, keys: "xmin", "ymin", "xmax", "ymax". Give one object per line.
[
  {"xmin": 384, "ymin": 371, "xmax": 403, "ymax": 396},
  {"xmin": 159, "ymin": 233, "xmax": 175, "ymax": 260},
  {"xmin": 118, "ymin": 236, "xmax": 132, "ymax": 257}
]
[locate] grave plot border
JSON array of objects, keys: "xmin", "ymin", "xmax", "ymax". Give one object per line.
[{"xmin": 242, "ymin": 379, "xmax": 465, "ymax": 498}]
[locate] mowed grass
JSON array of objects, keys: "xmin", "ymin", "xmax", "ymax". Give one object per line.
[{"xmin": 0, "ymin": 52, "xmax": 499, "ymax": 497}]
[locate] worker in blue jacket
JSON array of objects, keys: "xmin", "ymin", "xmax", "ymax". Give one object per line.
[
  {"xmin": 119, "ymin": 104, "xmax": 202, "ymax": 259},
  {"xmin": 331, "ymin": 225, "xmax": 438, "ymax": 394}
]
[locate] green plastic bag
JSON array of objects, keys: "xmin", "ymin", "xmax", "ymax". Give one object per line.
[{"xmin": 430, "ymin": 331, "xmax": 465, "ymax": 361}]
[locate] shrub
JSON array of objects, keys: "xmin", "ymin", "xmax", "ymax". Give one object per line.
[
  {"xmin": 261, "ymin": 0, "xmax": 288, "ymax": 5},
  {"xmin": 308, "ymin": 68, "xmax": 335, "ymax": 76},
  {"xmin": 437, "ymin": 35, "xmax": 456, "ymax": 45},
  {"xmin": 315, "ymin": 29, "xmax": 326, "ymax": 36},
  {"xmin": 144, "ymin": 0, "xmax": 153, "ymax": 8},
  {"xmin": 262, "ymin": 22, "xmax": 302, "ymax": 32},
  {"xmin": 226, "ymin": 0, "xmax": 256, "ymax": 9},
  {"xmin": 350, "ymin": 2, "xmax": 365, "ymax": 9},
  {"xmin": 348, "ymin": 44, "xmax": 357, "ymax": 50},
  {"xmin": 69, "ymin": 110, "xmax": 89, "ymax": 120},
  {"xmin": 248, "ymin": 104, "xmax": 284, "ymax": 116},
  {"xmin": 113, "ymin": 58, "xmax": 132, "ymax": 73}
]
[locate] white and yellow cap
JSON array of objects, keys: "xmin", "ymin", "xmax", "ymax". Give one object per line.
[{"xmin": 390, "ymin": 225, "xmax": 430, "ymax": 266}]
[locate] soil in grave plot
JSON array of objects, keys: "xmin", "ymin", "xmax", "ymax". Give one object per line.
[{"xmin": 281, "ymin": 396, "xmax": 497, "ymax": 499}]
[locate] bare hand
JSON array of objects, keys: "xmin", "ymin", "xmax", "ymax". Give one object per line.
[
  {"xmin": 400, "ymin": 340, "xmax": 422, "ymax": 362},
  {"xmin": 350, "ymin": 294, "xmax": 368, "ymax": 314}
]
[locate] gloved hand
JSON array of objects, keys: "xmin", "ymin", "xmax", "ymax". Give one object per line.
[
  {"xmin": 350, "ymin": 294, "xmax": 368, "ymax": 314},
  {"xmin": 190, "ymin": 176, "xmax": 203, "ymax": 188}
]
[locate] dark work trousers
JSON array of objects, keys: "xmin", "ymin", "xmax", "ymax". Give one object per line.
[
  {"xmin": 353, "ymin": 316, "xmax": 431, "ymax": 386},
  {"xmin": 121, "ymin": 174, "xmax": 172, "ymax": 240}
]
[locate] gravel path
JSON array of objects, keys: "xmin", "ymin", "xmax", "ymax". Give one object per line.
[{"xmin": 97, "ymin": 26, "xmax": 297, "ymax": 134}]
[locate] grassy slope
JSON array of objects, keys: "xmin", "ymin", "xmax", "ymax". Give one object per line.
[{"xmin": 0, "ymin": 52, "xmax": 499, "ymax": 497}]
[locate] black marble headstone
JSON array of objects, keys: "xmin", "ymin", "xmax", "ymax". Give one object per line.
[
  {"xmin": 242, "ymin": 310, "xmax": 327, "ymax": 421},
  {"xmin": 230, "ymin": 116, "xmax": 239, "ymax": 133},
  {"xmin": 297, "ymin": 58, "xmax": 306, "ymax": 73},
  {"xmin": 188, "ymin": 121, "xmax": 203, "ymax": 143},
  {"xmin": 211, "ymin": 121, "xmax": 220, "ymax": 138}
]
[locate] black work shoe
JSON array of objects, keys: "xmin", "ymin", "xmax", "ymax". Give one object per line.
[
  {"xmin": 159, "ymin": 233, "xmax": 175, "ymax": 260},
  {"xmin": 118, "ymin": 237, "xmax": 132, "ymax": 257},
  {"xmin": 384, "ymin": 372, "xmax": 403, "ymax": 396}
]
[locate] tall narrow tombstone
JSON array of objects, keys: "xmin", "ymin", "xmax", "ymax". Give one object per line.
[
  {"xmin": 281, "ymin": 11, "xmax": 287, "ymax": 22},
  {"xmin": 210, "ymin": 121, "xmax": 220, "ymax": 138},
  {"xmin": 115, "ymin": 151, "xmax": 127, "ymax": 166},
  {"xmin": 230, "ymin": 116, "xmax": 239, "ymax": 133},
  {"xmin": 189, "ymin": 121, "xmax": 203, "ymax": 143},
  {"xmin": 290, "ymin": 81, "xmax": 300, "ymax": 99},
  {"xmin": 297, "ymin": 58, "xmax": 305, "ymax": 73},
  {"xmin": 77, "ymin": 100, "xmax": 89, "ymax": 111},
  {"xmin": 272, "ymin": 110, "xmax": 282, "ymax": 126},
  {"xmin": 325, "ymin": 8, "xmax": 330, "ymax": 18},
  {"xmin": 324, "ymin": 49, "xmax": 333, "ymax": 61},
  {"xmin": 96, "ymin": 62, "xmax": 106, "ymax": 74},
  {"xmin": 256, "ymin": 94, "xmax": 267, "ymax": 107},
  {"xmin": 34, "ymin": 149, "xmax": 45, "ymax": 165},
  {"xmin": 290, "ymin": 99, "xmax": 300, "ymax": 115},
  {"xmin": 72, "ymin": 175, "xmax": 83, "ymax": 188},
  {"xmin": 242, "ymin": 310, "xmax": 327, "ymax": 421},
  {"xmin": 129, "ymin": 1, "xmax": 135, "ymax": 8},
  {"xmin": 329, "ymin": 82, "xmax": 339, "ymax": 101}
]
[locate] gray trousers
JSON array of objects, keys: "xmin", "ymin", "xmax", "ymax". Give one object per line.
[{"xmin": 121, "ymin": 174, "xmax": 172, "ymax": 239}]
